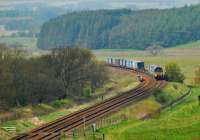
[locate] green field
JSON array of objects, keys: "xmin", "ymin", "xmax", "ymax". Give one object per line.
[
  {"xmin": 94, "ymin": 41, "xmax": 200, "ymax": 84},
  {"xmin": 0, "ymin": 37, "xmax": 37, "ymax": 48},
  {"xmin": 99, "ymin": 87, "xmax": 200, "ymax": 140},
  {"xmin": 173, "ymin": 40, "xmax": 200, "ymax": 48}
]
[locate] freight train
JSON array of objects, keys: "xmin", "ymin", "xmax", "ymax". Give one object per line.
[{"xmin": 106, "ymin": 58, "xmax": 165, "ymax": 80}]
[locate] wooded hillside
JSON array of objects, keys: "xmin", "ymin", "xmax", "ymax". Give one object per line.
[{"xmin": 38, "ymin": 5, "xmax": 200, "ymax": 49}]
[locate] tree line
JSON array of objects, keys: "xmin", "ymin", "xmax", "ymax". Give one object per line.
[
  {"xmin": 38, "ymin": 5, "xmax": 200, "ymax": 50},
  {"xmin": 0, "ymin": 44, "xmax": 108, "ymax": 111}
]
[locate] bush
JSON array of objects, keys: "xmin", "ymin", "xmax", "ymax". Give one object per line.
[
  {"xmin": 32, "ymin": 104, "xmax": 54, "ymax": 116},
  {"xmin": 51, "ymin": 99, "xmax": 72, "ymax": 108},
  {"xmin": 83, "ymin": 87, "xmax": 92, "ymax": 97},
  {"xmin": 153, "ymin": 90, "xmax": 170, "ymax": 104},
  {"xmin": 165, "ymin": 62, "xmax": 185, "ymax": 83}
]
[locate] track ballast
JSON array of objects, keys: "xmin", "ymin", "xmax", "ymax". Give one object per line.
[{"xmin": 12, "ymin": 66, "xmax": 166, "ymax": 140}]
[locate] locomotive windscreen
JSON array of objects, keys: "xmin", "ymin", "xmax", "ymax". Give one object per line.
[{"xmin": 154, "ymin": 67, "xmax": 163, "ymax": 72}]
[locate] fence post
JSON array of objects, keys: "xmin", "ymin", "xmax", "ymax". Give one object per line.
[
  {"xmin": 83, "ymin": 116, "xmax": 86, "ymax": 137},
  {"xmin": 198, "ymin": 95, "xmax": 200, "ymax": 106},
  {"xmin": 92, "ymin": 129, "xmax": 95, "ymax": 140},
  {"xmin": 72, "ymin": 129, "xmax": 75, "ymax": 138}
]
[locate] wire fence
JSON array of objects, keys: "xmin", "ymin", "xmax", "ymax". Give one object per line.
[
  {"xmin": 59, "ymin": 114, "xmax": 128, "ymax": 140},
  {"xmin": 59, "ymin": 87, "xmax": 192, "ymax": 140}
]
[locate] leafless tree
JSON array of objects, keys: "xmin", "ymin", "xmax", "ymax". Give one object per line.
[{"xmin": 146, "ymin": 44, "xmax": 163, "ymax": 56}]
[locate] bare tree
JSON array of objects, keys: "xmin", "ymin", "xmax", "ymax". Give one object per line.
[
  {"xmin": 146, "ymin": 44, "xmax": 163, "ymax": 56},
  {"xmin": 50, "ymin": 47, "xmax": 94, "ymax": 98}
]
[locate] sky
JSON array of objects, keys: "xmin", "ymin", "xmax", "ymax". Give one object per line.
[{"xmin": 0, "ymin": 0, "xmax": 200, "ymax": 10}]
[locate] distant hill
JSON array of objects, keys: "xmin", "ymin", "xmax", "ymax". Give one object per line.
[
  {"xmin": 38, "ymin": 5, "xmax": 200, "ymax": 50},
  {"xmin": 173, "ymin": 40, "xmax": 200, "ymax": 48},
  {"xmin": 0, "ymin": 4, "xmax": 69, "ymax": 34}
]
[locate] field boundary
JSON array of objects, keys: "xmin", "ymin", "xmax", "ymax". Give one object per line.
[{"xmin": 142, "ymin": 86, "xmax": 191, "ymax": 120}]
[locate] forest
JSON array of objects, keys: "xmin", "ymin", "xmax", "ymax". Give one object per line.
[
  {"xmin": 38, "ymin": 5, "xmax": 200, "ymax": 50},
  {"xmin": 0, "ymin": 44, "xmax": 107, "ymax": 111}
]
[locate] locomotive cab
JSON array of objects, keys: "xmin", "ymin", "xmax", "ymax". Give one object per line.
[
  {"xmin": 147, "ymin": 65, "xmax": 165, "ymax": 80},
  {"xmin": 154, "ymin": 67, "xmax": 164, "ymax": 80}
]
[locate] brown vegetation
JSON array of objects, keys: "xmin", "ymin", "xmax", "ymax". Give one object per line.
[{"xmin": 194, "ymin": 66, "xmax": 200, "ymax": 85}]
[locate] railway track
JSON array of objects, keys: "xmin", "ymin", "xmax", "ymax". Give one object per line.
[{"xmin": 12, "ymin": 66, "xmax": 166, "ymax": 140}]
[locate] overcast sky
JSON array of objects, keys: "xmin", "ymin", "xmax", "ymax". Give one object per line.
[{"xmin": 0, "ymin": 0, "xmax": 200, "ymax": 10}]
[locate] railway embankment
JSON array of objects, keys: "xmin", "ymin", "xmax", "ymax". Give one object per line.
[
  {"xmin": 142, "ymin": 84, "xmax": 191, "ymax": 120},
  {"xmin": 98, "ymin": 83, "xmax": 199, "ymax": 140}
]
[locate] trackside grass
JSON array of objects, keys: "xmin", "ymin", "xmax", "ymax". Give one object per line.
[{"xmin": 99, "ymin": 87, "xmax": 200, "ymax": 140}]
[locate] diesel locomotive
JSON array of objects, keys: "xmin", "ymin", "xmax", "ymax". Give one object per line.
[{"xmin": 147, "ymin": 65, "xmax": 165, "ymax": 80}]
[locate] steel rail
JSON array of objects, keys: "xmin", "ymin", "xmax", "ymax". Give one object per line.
[{"xmin": 12, "ymin": 66, "xmax": 166, "ymax": 140}]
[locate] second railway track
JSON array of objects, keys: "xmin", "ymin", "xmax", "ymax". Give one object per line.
[{"xmin": 12, "ymin": 66, "xmax": 166, "ymax": 140}]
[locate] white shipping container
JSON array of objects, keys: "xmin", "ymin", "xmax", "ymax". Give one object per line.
[
  {"xmin": 132, "ymin": 60, "xmax": 144, "ymax": 69},
  {"xmin": 148, "ymin": 65, "xmax": 158, "ymax": 73},
  {"xmin": 120, "ymin": 59, "xmax": 123, "ymax": 66}
]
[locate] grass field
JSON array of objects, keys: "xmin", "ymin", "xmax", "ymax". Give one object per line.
[
  {"xmin": 94, "ymin": 41, "xmax": 200, "ymax": 85},
  {"xmin": 0, "ymin": 37, "xmax": 37, "ymax": 48},
  {"xmin": 0, "ymin": 36, "xmax": 49, "ymax": 57},
  {"xmin": 174, "ymin": 40, "xmax": 200, "ymax": 48},
  {"xmin": 99, "ymin": 87, "xmax": 200, "ymax": 140}
]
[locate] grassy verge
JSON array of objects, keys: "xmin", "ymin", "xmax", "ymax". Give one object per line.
[
  {"xmin": 0, "ymin": 99, "xmax": 72, "ymax": 139},
  {"xmin": 153, "ymin": 82, "xmax": 188, "ymax": 105},
  {"xmin": 99, "ymin": 87, "xmax": 200, "ymax": 140},
  {"xmin": 103, "ymin": 82, "xmax": 189, "ymax": 121}
]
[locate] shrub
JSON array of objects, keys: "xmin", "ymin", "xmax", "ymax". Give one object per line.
[
  {"xmin": 51, "ymin": 99, "xmax": 72, "ymax": 108},
  {"xmin": 165, "ymin": 62, "xmax": 185, "ymax": 83},
  {"xmin": 153, "ymin": 90, "xmax": 170, "ymax": 104},
  {"xmin": 83, "ymin": 87, "xmax": 92, "ymax": 97}
]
